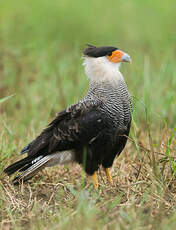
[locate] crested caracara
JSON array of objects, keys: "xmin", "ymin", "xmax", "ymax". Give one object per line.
[{"xmin": 4, "ymin": 44, "xmax": 132, "ymax": 189}]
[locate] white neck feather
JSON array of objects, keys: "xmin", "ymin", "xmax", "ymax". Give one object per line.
[{"xmin": 83, "ymin": 56, "xmax": 124, "ymax": 86}]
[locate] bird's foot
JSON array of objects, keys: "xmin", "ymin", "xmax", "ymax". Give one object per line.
[
  {"xmin": 104, "ymin": 168, "xmax": 113, "ymax": 185},
  {"xmin": 91, "ymin": 172, "xmax": 98, "ymax": 189}
]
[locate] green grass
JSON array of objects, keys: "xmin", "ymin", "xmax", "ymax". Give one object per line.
[{"xmin": 0, "ymin": 0, "xmax": 176, "ymax": 229}]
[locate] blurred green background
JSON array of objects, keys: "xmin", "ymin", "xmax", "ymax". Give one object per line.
[
  {"xmin": 0, "ymin": 0, "xmax": 176, "ymax": 138},
  {"xmin": 0, "ymin": 2, "xmax": 176, "ymax": 228}
]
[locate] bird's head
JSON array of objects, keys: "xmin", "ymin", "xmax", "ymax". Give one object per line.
[{"xmin": 83, "ymin": 45, "xmax": 131, "ymax": 84}]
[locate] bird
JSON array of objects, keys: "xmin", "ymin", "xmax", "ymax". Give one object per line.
[{"xmin": 4, "ymin": 44, "xmax": 132, "ymax": 189}]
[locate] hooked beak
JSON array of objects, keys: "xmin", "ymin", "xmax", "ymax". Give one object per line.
[{"xmin": 121, "ymin": 53, "xmax": 131, "ymax": 63}]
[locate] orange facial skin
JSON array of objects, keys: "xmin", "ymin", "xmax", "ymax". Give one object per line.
[{"xmin": 107, "ymin": 50, "xmax": 125, "ymax": 63}]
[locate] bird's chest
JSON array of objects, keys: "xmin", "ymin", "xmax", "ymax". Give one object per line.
[{"xmin": 99, "ymin": 95, "xmax": 125, "ymax": 126}]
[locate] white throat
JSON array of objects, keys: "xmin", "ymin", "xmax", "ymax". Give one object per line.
[{"xmin": 83, "ymin": 56, "xmax": 124, "ymax": 85}]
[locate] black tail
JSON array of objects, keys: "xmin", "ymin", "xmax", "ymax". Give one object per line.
[
  {"xmin": 3, "ymin": 155, "xmax": 36, "ymax": 176},
  {"xmin": 4, "ymin": 154, "xmax": 55, "ymax": 184}
]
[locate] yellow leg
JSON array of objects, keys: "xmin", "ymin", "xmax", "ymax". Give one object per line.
[
  {"xmin": 104, "ymin": 168, "xmax": 113, "ymax": 185},
  {"xmin": 91, "ymin": 172, "xmax": 98, "ymax": 189}
]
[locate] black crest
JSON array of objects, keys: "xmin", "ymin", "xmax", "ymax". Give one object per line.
[{"xmin": 83, "ymin": 44, "xmax": 118, "ymax": 58}]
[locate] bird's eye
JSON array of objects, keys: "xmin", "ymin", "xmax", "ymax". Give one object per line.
[{"xmin": 107, "ymin": 52, "xmax": 112, "ymax": 56}]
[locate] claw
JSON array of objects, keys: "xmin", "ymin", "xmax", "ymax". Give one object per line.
[
  {"xmin": 104, "ymin": 168, "xmax": 113, "ymax": 185},
  {"xmin": 91, "ymin": 172, "xmax": 98, "ymax": 189}
]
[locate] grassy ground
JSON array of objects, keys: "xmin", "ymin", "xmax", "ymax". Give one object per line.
[{"xmin": 0, "ymin": 0, "xmax": 176, "ymax": 229}]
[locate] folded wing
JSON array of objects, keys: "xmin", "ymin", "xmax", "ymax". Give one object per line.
[{"xmin": 4, "ymin": 100, "xmax": 107, "ymax": 178}]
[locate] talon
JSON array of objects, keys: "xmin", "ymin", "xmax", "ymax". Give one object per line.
[
  {"xmin": 91, "ymin": 172, "xmax": 98, "ymax": 189},
  {"xmin": 104, "ymin": 168, "xmax": 113, "ymax": 185}
]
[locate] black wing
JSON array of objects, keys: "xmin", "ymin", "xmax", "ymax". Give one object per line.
[{"xmin": 21, "ymin": 100, "xmax": 107, "ymax": 157}]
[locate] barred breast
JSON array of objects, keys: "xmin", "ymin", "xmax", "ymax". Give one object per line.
[{"xmin": 83, "ymin": 79, "xmax": 132, "ymax": 129}]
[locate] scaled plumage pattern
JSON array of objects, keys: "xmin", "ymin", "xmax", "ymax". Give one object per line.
[{"xmin": 4, "ymin": 45, "xmax": 132, "ymax": 188}]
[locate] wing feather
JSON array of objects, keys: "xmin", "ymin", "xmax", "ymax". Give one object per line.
[{"xmin": 24, "ymin": 100, "xmax": 106, "ymax": 157}]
